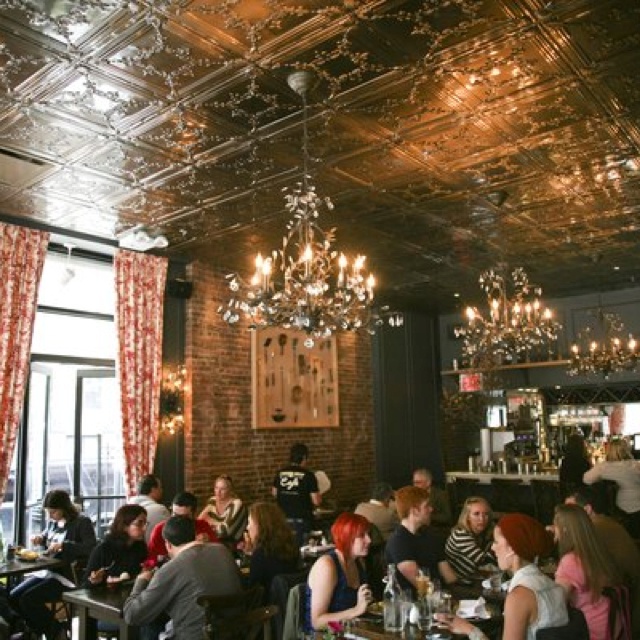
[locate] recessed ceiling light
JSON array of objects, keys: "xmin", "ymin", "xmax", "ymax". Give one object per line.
[
  {"xmin": 613, "ymin": 266, "xmax": 620, "ymax": 271},
  {"xmin": 454, "ymin": 292, "xmax": 460, "ymax": 298}
]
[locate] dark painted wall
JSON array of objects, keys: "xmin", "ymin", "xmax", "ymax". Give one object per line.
[{"xmin": 372, "ymin": 312, "xmax": 445, "ymax": 487}]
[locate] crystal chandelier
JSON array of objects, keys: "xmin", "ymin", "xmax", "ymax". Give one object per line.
[
  {"xmin": 219, "ymin": 71, "xmax": 400, "ymax": 344},
  {"xmin": 568, "ymin": 308, "xmax": 638, "ymax": 379},
  {"xmin": 456, "ymin": 266, "xmax": 561, "ymax": 367}
]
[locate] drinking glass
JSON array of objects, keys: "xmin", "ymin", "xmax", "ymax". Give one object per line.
[
  {"xmin": 399, "ymin": 590, "xmax": 413, "ymax": 629},
  {"xmin": 436, "ymin": 591, "xmax": 454, "ymax": 626},
  {"xmin": 416, "ymin": 569, "xmax": 431, "ymax": 600},
  {"xmin": 418, "ymin": 596, "xmax": 433, "ymax": 630},
  {"xmin": 489, "ymin": 570, "xmax": 503, "ymax": 593}
]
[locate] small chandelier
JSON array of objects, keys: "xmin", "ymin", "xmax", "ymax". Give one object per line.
[
  {"xmin": 568, "ymin": 308, "xmax": 638, "ymax": 379},
  {"xmin": 219, "ymin": 71, "xmax": 399, "ymax": 344},
  {"xmin": 456, "ymin": 266, "xmax": 561, "ymax": 367},
  {"xmin": 159, "ymin": 364, "xmax": 187, "ymax": 434}
]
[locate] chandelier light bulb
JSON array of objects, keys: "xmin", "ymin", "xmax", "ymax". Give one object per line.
[
  {"xmin": 217, "ymin": 70, "xmax": 400, "ymax": 339},
  {"xmin": 456, "ymin": 266, "xmax": 561, "ymax": 368},
  {"xmin": 568, "ymin": 306, "xmax": 638, "ymax": 378}
]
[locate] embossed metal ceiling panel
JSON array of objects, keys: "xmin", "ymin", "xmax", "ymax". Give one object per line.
[{"xmin": 1, "ymin": 0, "xmax": 639, "ymax": 311}]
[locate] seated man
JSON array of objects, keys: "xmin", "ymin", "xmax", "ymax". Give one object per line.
[
  {"xmin": 146, "ymin": 492, "xmax": 217, "ymax": 565},
  {"xmin": 123, "ymin": 516, "xmax": 243, "ymax": 640},
  {"xmin": 354, "ymin": 481, "xmax": 399, "ymax": 542},
  {"xmin": 386, "ymin": 486, "xmax": 457, "ymax": 594},
  {"xmin": 412, "ymin": 468, "xmax": 452, "ymax": 527}
]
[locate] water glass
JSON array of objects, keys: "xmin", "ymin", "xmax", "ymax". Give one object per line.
[
  {"xmin": 399, "ymin": 596, "xmax": 412, "ymax": 629},
  {"xmin": 418, "ymin": 597, "xmax": 433, "ymax": 630},
  {"xmin": 489, "ymin": 570, "xmax": 503, "ymax": 593}
]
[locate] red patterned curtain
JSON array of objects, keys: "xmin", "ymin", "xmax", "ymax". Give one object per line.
[
  {"xmin": 115, "ymin": 250, "xmax": 168, "ymax": 496},
  {"xmin": 0, "ymin": 224, "xmax": 49, "ymax": 499}
]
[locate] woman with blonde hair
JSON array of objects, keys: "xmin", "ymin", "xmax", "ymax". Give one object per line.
[
  {"xmin": 445, "ymin": 496, "xmax": 496, "ymax": 579},
  {"xmin": 244, "ymin": 501, "xmax": 300, "ymax": 594},
  {"xmin": 554, "ymin": 503, "xmax": 622, "ymax": 640},
  {"xmin": 583, "ymin": 438, "xmax": 640, "ymax": 537},
  {"xmin": 198, "ymin": 474, "xmax": 247, "ymax": 543}
]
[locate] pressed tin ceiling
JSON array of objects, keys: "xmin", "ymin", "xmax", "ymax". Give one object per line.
[{"xmin": 1, "ymin": 0, "xmax": 640, "ymax": 312}]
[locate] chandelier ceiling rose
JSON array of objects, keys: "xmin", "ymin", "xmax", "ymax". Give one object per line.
[
  {"xmin": 287, "ymin": 70, "xmax": 316, "ymax": 97},
  {"xmin": 218, "ymin": 70, "xmax": 401, "ymax": 342}
]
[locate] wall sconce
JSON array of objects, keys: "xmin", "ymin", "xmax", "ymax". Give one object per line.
[{"xmin": 160, "ymin": 364, "xmax": 187, "ymax": 434}]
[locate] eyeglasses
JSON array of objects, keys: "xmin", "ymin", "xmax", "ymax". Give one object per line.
[{"xmin": 131, "ymin": 519, "xmax": 148, "ymax": 528}]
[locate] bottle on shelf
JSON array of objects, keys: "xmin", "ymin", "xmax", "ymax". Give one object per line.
[{"xmin": 383, "ymin": 563, "xmax": 403, "ymax": 632}]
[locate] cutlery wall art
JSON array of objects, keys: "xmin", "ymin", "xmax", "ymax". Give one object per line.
[{"xmin": 252, "ymin": 328, "xmax": 339, "ymax": 429}]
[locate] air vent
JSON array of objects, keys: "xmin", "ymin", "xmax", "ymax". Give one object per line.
[{"xmin": 0, "ymin": 147, "xmax": 51, "ymax": 187}]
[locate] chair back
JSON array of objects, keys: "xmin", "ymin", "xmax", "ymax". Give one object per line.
[
  {"xmin": 603, "ymin": 584, "xmax": 632, "ymax": 640},
  {"xmin": 198, "ymin": 585, "xmax": 272, "ymax": 640},
  {"xmin": 536, "ymin": 606, "xmax": 589, "ymax": 639},
  {"xmin": 282, "ymin": 582, "xmax": 306, "ymax": 640},
  {"xmin": 268, "ymin": 569, "xmax": 309, "ymax": 640}
]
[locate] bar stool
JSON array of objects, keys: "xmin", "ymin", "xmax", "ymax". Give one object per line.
[
  {"xmin": 530, "ymin": 479, "xmax": 562, "ymax": 525},
  {"xmin": 491, "ymin": 478, "xmax": 532, "ymax": 517},
  {"xmin": 451, "ymin": 478, "xmax": 481, "ymax": 520}
]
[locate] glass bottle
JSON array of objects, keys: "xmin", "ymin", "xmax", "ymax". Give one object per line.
[{"xmin": 383, "ymin": 563, "xmax": 402, "ymax": 632}]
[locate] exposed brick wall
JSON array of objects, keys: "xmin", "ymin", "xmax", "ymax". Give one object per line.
[{"xmin": 184, "ymin": 260, "xmax": 376, "ymax": 513}]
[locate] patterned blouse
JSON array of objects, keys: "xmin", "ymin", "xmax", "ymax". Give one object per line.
[{"xmin": 202, "ymin": 497, "xmax": 247, "ymax": 542}]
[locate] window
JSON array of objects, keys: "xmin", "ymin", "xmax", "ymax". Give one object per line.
[{"xmin": 1, "ymin": 248, "xmax": 126, "ymax": 543}]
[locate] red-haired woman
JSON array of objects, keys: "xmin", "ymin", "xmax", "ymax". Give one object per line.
[{"xmin": 305, "ymin": 512, "xmax": 373, "ymax": 632}]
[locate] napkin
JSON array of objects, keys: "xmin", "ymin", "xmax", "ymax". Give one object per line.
[{"xmin": 456, "ymin": 597, "xmax": 490, "ymax": 620}]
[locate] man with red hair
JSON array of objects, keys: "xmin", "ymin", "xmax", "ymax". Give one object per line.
[{"xmin": 386, "ymin": 486, "xmax": 457, "ymax": 594}]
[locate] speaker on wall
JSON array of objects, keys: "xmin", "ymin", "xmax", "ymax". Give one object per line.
[{"xmin": 167, "ymin": 279, "xmax": 193, "ymax": 299}]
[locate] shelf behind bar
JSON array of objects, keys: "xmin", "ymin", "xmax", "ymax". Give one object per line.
[{"xmin": 441, "ymin": 359, "xmax": 571, "ymax": 376}]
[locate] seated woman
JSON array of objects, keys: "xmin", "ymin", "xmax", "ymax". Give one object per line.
[
  {"xmin": 198, "ymin": 474, "xmax": 247, "ymax": 544},
  {"xmin": 83, "ymin": 504, "xmax": 148, "ymax": 586},
  {"xmin": 9, "ymin": 489, "xmax": 96, "ymax": 640},
  {"xmin": 305, "ymin": 512, "xmax": 373, "ymax": 632},
  {"xmin": 439, "ymin": 513, "xmax": 568, "ymax": 640},
  {"xmin": 243, "ymin": 501, "xmax": 300, "ymax": 595},
  {"xmin": 554, "ymin": 503, "xmax": 621, "ymax": 640},
  {"xmin": 445, "ymin": 496, "xmax": 496, "ymax": 579}
]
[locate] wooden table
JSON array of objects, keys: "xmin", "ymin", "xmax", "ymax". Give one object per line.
[
  {"xmin": 346, "ymin": 578, "xmax": 505, "ymax": 640},
  {"xmin": 0, "ymin": 556, "xmax": 65, "ymax": 589},
  {"xmin": 63, "ymin": 584, "xmax": 138, "ymax": 640}
]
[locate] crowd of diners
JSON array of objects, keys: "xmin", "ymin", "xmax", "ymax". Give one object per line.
[{"xmin": 0, "ymin": 438, "xmax": 638, "ymax": 640}]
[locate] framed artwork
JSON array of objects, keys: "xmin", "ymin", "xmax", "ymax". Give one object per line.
[{"xmin": 252, "ymin": 328, "xmax": 339, "ymax": 429}]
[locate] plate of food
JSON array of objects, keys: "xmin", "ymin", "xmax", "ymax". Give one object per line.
[
  {"xmin": 367, "ymin": 601, "xmax": 384, "ymax": 616},
  {"xmin": 17, "ymin": 549, "xmax": 40, "ymax": 562}
]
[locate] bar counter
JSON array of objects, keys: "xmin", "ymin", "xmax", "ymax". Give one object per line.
[
  {"xmin": 446, "ymin": 470, "xmax": 559, "ymax": 485},
  {"xmin": 446, "ymin": 469, "xmax": 561, "ymax": 522}
]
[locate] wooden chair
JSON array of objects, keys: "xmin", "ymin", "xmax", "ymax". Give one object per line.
[
  {"xmin": 536, "ymin": 606, "xmax": 589, "ymax": 639},
  {"xmin": 198, "ymin": 585, "xmax": 278, "ymax": 640},
  {"xmin": 47, "ymin": 559, "xmax": 88, "ymax": 639},
  {"xmin": 268, "ymin": 569, "xmax": 308, "ymax": 640},
  {"xmin": 603, "ymin": 584, "xmax": 632, "ymax": 640}
]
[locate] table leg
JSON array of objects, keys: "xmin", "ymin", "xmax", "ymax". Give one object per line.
[{"xmin": 75, "ymin": 607, "xmax": 89, "ymax": 640}]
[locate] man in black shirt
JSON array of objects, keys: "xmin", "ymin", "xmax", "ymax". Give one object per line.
[{"xmin": 272, "ymin": 443, "xmax": 321, "ymax": 545}]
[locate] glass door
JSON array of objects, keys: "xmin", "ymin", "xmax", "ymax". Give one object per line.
[
  {"xmin": 75, "ymin": 369, "xmax": 125, "ymax": 538},
  {"xmin": 17, "ymin": 361, "xmax": 123, "ymax": 543}
]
